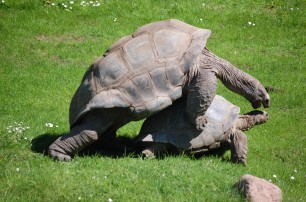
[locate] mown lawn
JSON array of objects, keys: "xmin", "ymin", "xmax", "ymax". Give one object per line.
[{"xmin": 0, "ymin": 0, "xmax": 305, "ymax": 201}]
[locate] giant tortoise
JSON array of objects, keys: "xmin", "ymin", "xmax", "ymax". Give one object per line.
[{"xmin": 135, "ymin": 95, "xmax": 269, "ymax": 165}]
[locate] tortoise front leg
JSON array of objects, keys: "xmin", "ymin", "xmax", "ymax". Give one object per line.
[
  {"xmin": 235, "ymin": 110, "xmax": 269, "ymax": 131},
  {"xmin": 226, "ymin": 129, "xmax": 248, "ymax": 165},
  {"xmin": 186, "ymin": 68, "xmax": 218, "ymax": 130}
]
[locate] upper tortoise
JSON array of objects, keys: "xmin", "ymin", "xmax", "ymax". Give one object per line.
[{"xmin": 49, "ymin": 19, "xmax": 270, "ymax": 161}]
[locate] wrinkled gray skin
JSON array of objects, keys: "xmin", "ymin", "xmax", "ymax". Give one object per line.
[
  {"xmin": 48, "ymin": 19, "xmax": 270, "ymax": 161},
  {"xmin": 135, "ymin": 95, "xmax": 269, "ymax": 165}
]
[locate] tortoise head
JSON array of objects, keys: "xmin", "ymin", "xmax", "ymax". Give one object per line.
[{"xmin": 246, "ymin": 81, "xmax": 270, "ymax": 109}]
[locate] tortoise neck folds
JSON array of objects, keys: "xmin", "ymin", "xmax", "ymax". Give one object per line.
[{"xmin": 200, "ymin": 48, "xmax": 264, "ymax": 105}]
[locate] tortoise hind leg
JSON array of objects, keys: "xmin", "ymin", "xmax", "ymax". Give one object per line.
[
  {"xmin": 141, "ymin": 143, "xmax": 172, "ymax": 158},
  {"xmin": 228, "ymin": 130, "xmax": 248, "ymax": 165},
  {"xmin": 49, "ymin": 109, "xmax": 126, "ymax": 161},
  {"xmin": 49, "ymin": 126, "xmax": 104, "ymax": 161}
]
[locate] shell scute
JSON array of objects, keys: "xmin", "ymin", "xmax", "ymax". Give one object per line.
[
  {"xmin": 97, "ymin": 51, "xmax": 129, "ymax": 86},
  {"xmin": 153, "ymin": 29, "xmax": 190, "ymax": 61},
  {"xmin": 149, "ymin": 68, "xmax": 172, "ymax": 96},
  {"xmin": 132, "ymin": 74, "xmax": 156, "ymax": 102},
  {"xmin": 123, "ymin": 34, "xmax": 155, "ymax": 70}
]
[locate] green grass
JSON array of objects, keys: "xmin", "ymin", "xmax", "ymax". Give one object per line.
[{"xmin": 0, "ymin": 0, "xmax": 305, "ymax": 201}]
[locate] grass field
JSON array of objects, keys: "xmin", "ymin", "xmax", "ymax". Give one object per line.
[{"xmin": 0, "ymin": 0, "xmax": 305, "ymax": 201}]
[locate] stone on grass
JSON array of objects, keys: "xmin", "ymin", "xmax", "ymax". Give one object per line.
[{"xmin": 235, "ymin": 174, "xmax": 282, "ymax": 202}]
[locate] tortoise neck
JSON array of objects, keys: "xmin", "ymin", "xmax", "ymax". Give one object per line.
[{"xmin": 199, "ymin": 48, "xmax": 260, "ymax": 102}]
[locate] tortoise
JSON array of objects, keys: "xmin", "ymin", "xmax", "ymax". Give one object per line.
[
  {"xmin": 48, "ymin": 19, "xmax": 270, "ymax": 161},
  {"xmin": 135, "ymin": 95, "xmax": 269, "ymax": 164}
]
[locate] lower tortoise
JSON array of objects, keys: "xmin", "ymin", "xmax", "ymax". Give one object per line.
[
  {"xmin": 135, "ymin": 95, "xmax": 269, "ymax": 165},
  {"xmin": 49, "ymin": 19, "xmax": 270, "ymax": 161}
]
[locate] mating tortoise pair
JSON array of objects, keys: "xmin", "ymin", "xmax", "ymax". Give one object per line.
[{"xmin": 49, "ymin": 19, "xmax": 270, "ymax": 162}]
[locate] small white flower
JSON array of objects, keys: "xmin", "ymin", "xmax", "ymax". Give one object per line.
[
  {"xmin": 90, "ymin": 1, "xmax": 93, "ymax": 3},
  {"xmin": 273, "ymin": 174, "xmax": 277, "ymax": 178},
  {"xmin": 51, "ymin": 3, "xmax": 55, "ymax": 6},
  {"xmin": 78, "ymin": 196, "xmax": 81, "ymax": 200},
  {"xmin": 104, "ymin": 176, "xmax": 107, "ymax": 179},
  {"xmin": 200, "ymin": 18, "xmax": 203, "ymax": 21},
  {"xmin": 290, "ymin": 176, "xmax": 295, "ymax": 180},
  {"xmin": 2, "ymin": 0, "xmax": 5, "ymax": 3},
  {"xmin": 268, "ymin": 179, "xmax": 272, "ymax": 182},
  {"xmin": 70, "ymin": 1, "xmax": 74, "ymax": 4},
  {"xmin": 202, "ymin": 3, "xmax": 205, "ymax": 7},
  {"xmin": 248, "ymin": 21, "xmax": 252, "ymax": 25},
  {"xmin": 252, "ymin": 23, "xmax": 255, "ymax": 26},
  {"xmin": 114, "ymin": 18, "xmax": 117, "ymax": 22},
  {"xmin": 108, "ymin": 198, "xmax": 113, "ymax": 202},
  {"xmin": 294, "ymin": 169, "xmax": 297, "ymax": 173},
  {"xmin": 45, "ymin": 123, "xmax": 54, "ymax": 127},
  {"xmin": 24, "ymin": 137, "xmax": 28, "ymax": 140},
  {"xmin": 16, "ymin": 168, "xmax": 20, "ymax": 172}
]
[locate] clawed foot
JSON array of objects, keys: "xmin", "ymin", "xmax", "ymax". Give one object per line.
[
  {"xmin": 142, "ymin": 149, "xmax": 155, "ymax": 158},
  {"xmin": 141, "ymin": 143, "xmax": 168, "ymax": 158},
  {"xmin": 195, "ymin": 116, "xmax": 208, "ymax": 130},
  {"xmin": 49, "ymin": 141, "xmax": 73, "ymax": 161},
  {"xmin": 48, "ymin": 149, "xmax": 72, "ymax": 161}
]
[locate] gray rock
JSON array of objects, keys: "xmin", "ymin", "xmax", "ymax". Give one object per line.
[{"xmin": 235, "ymin": 174, "xmax": 282, "ymax": 202}]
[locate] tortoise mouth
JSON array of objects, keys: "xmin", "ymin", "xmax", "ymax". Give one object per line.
[
  {"xmin": 252, "ymin": 99, "xmax": 270, "ymax": 109},
  {"xmin": 251, "ymin": 101, "xmax": 261, "ymax": 109},
  {"xmin": 262, "ymin": 98, "xmax": 270, "ymax": 108}
]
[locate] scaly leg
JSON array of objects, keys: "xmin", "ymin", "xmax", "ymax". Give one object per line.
[
  {"xmin": 49, "ymin": 109, "xmax": 124, "ymax": 161},
  {"xmin": 186, "ymin": 66, "xmax": 217, "ymax": 130},
  {"xmin": 227, "ymin": 130, "xmax": 248, "ymax": 165},
  {"xmin": 235, "ymin": 110, "xmax": 269, "ymax": 131}
]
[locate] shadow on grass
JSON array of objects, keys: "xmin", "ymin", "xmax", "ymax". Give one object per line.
[
  {"xmin": 31, "ymin": 133, "xmax": 140, "ymax": 159},
  {"xmin": 31, "ymin": 133, "xmax": 231, "ymax": 161},
  {"xmin": 31, "ymin": 133, "xmax": 61, "ymax": 156}
]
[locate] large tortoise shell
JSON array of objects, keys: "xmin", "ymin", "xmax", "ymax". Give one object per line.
[{"xmin": 69, "ymin": 19, "xmax": 211, "ymax": 126}]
